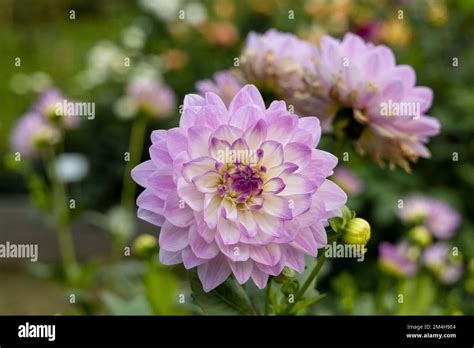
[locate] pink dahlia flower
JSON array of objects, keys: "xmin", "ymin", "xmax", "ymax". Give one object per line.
[
  {"xmin": 378, "ymin": 241, "xmax": 418, "ymax": 277},
  {"xmin": 33, "ymin": 88, "xmax": 80, "ymax": 129},
  {"xmin": 10, "ymin": 112, "xmax": 61, "ymax": 157},
  {"xmin": 292, "ymin": 32, "xmax": 440, "ymax": 170},
  {"xmin": 132, "ymin": 84, "xmax": 347, "ymax": 291},
  {"xmin": 398, "ymin": 195, "xmax": 461, "ymax": 239},
  {"xmin": 332, "ymin": 166, "xmax": 364, "ymax": 196},
  {"xmin": 196, "ymin": 70, "xmax": 244, "ymax": 106},
  {"xmin": 127, "ymin": 79, "xmax": 176, "ymax": 119},
  {"xmin": 422, "ymin": 243, "xmax": 463, "ymax": 284},
  {"xmin": 240, "ymin": 29, "xmax": 316, "ymax": 91}
]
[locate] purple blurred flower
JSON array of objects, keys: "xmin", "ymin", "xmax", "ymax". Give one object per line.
[
  {"xmin": 422, "ymin": 243, "xmax": 463, "ymax": 284},
  {"xmin": 33, "ymin": 88, "xmax": 80, "ymax": 129},
  {"xmin": 10, "ymin": 112, "xmax": 61, "ymax": 157},
  {"xmin": 379, "ymin": 241, "xmax": 418, "ymax": 277},
  {"xmin": 127, "ymin": 79, "xmax": 176, "ymax": 119},
  {"xmin": 332, "ymin": 166, "xmax": 363, "ymax": 196},
  {"xmin": 196, "ymin": 70, "xmax": 244, "ymax": 106},
  {"xmin": 132, "ymin": 84, "xmax": 347, "ymax": 291},
  {"xmin": 398, "ymin": 195, "xmax": 461, "ymax": 239}
]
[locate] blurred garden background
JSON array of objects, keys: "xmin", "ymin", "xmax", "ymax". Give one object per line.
[{"xmin": 0, "ymin": 0, "xmax": 473, "ymax": 315}]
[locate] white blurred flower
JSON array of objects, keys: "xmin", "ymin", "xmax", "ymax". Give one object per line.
[
  {"xmin": 129, "ymin": 57, "xmax": 163, "ymax": 82},
  {"xmin": 114, "ymin": 96, "xmax": 138, "ymax": 120},
  {"xmin": 77, "ymin": 41, "xmax": 129, "ymax": 89},
  {"xmin": 54, "ymin": 153, "xmax": 89, "ymax": 183},
  {"xmin": 183, "ymin": 2, "xmax": 207, "ymax": 26},
  {"xmin": 122, "ymin": 26, "xmax": 146, "ymax": 50},
  {"xmin": 139, "ymin": 0, "xmax": 182, "ymax": 22}
]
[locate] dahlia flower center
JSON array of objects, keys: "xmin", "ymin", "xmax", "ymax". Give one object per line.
[
  {"xmin": 230, "ymin": 165, "xmax": 263, "ymax": 195},
  {"xmin": 334, "ymin": 107, "xmax": 365, "ymax": 140},
  {"xmin": 216, "ymin": 161, "xmax": 266, "ymax": 205}
]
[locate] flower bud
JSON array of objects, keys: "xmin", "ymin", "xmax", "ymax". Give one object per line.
[
  {"xmin": 409, "ymin": 226, "xmax": 432, "ymax": 247},
  {"xmin": 273, "ymin": 266, "xmax": 296, "ymax": 283},
  {"xmin": 342, "ymin": 217, "xmax": 371, "ymax": 245},
  {"xmin": 133, "ymin": 234, "xmax": 158, "ymax": 260},
  {"xmin": 281, "ymin": 279, "xmax": 299, "ymax": 296}
]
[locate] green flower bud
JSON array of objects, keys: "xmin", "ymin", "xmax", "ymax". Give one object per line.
[
  {"xmin": 273, "ymin": 267, "xmax": 296, "ymax": 283},
  {"xmin": 281, "ymin": 279, "xmax": 299, "ymax": 296},
  {"xmin": 342, "ymin": 217, "xmax": 371, "ymax": 245},
  {"xmin": 133, "ymin": 234, "xmax": 158, "ymax": 260},
  {"xmin": 408, "ymin": 226, "xmax": 432, "ymax": 247}
]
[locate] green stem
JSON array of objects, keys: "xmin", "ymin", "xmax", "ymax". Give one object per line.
[
  {"xmin": 281, "ymin": 252, "xmax": 327, "ymax": 315},
  {"xmin": 376, "ymin": 275, "xmax": 390, "ymax": 314},
  {"xmin": 120, "ymin": 114, "xmax": 148, "ymax": 210},
  {"xmin": 44, "ymin": 148, "xmax": 78, "ymax": 284},
  {"xmin": 264, "ymin": 278, "xmax": 272, "ymax": 315}
]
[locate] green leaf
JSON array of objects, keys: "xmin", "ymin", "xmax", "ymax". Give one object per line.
[
  {"xmin": 100, "ymin": 291, "xmax": 152, "ymax": 315},
  {"xmin": 289, "ymin": 293, "xmax": 326, "ymax": 314},
  {"xmin": 268, "ymin": 285, "xmax": 280, "ymax": 313},
  {"xmin": 189, "ymin": 269, "xmax": 256, "ymax": 315},
  {"xmin": 329, "ymin": 217, "xmax": 344, "ymax": 233},
  {"xmin": 341, "ymin": 205, "xmax": 352, "ymax": 224},
  {"xmin": 143, "ymin": 265, "xmax": 179, "ymax": 315}
]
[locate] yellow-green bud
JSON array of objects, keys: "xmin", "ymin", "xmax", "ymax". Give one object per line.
[
  {"xmin": 409, "ymin": 226, "xmax": 432, "ymax": 247},
  {"xmin": 133, "ymin": 234, "xmax": 158, "ymax": 260},
  {"xmin": 273, "ymin": 267, "xmax": 296, "ymax": 283},
  {"xmin": 342, "ymin": 217, "xmax": 371, "ymax": 245}
]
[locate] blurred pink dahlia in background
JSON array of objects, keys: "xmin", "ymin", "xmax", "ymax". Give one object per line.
[
  {"xmin": 126, "ymin": 79, "xmax": 176, "ymax": 119},
  {"xmin": 332, "ymin": 166, "xmax": 364, "ymax": 196},
  {"xmin": 398, "ymin": 195, "xmax": 461, "ymax": 240},
  {"xmin": 196, "ymin": 70, "xmax": 244, "ymax": 106},
  {"xmin": 10, "ymin": 112, "xmax": 61, "ymax": 158},
  {"xmin": 378, "ymin": 241, "xmax": 418, "ymax": 277},
  {"xmin": 289, "ymin": 32, "xmax": 440, "ymax": 171},
  {"xmin": 240, "ymin": 30, "xmax": 441, "ymax": 171},
  {"xmin": 34, "ymin": 88, "xmax": 81, "ymax": 129},
  {"xmin": 132, "ymin": 84, "xmax": 347, "ymax": 291},
  {"xmin": 240, "ymin": 29, "xmax": 316, "ymax": 92},
  {"xmin": 422, "ymin": 242, "xmax": 463, "ymax": 284}
]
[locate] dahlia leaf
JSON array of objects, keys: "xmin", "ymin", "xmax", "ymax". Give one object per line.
[
  {"xmin": 144, "ymin": 267, "xmax": 179, "ymax": 315},
  {"xmin": 189, "ymin": 270, "xmax": 256, "ymax": 315},
  {"xmin": 288, "ymin": 293, "xmax": 326, "ymax": 315}
]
